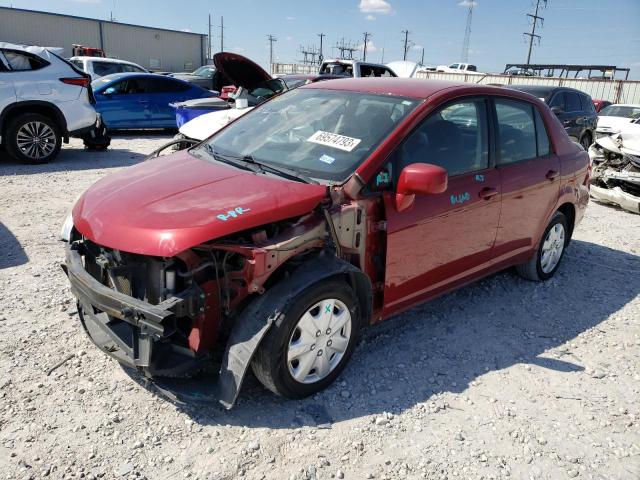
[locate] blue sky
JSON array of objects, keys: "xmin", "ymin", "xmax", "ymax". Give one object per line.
[{"xmin": 3, "ymin": 0, "xmax": 640, "ymax": 77}]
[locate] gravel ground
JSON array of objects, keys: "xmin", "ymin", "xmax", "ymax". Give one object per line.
[{"xmin": 1, "ymin": 135, "xmax": 639, "ymax": 480}]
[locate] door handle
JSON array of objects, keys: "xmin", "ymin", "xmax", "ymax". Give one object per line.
[
  {"xmin": 478, "ymin": 187, "xmax": 498, "ymax": 200},
  {"xmin": 546, "ymin": 170, "xmax": 559, "ymax": 180}
]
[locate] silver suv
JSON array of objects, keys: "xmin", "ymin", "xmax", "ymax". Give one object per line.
[{"xmin": 0, "ymin": 42, "xmax": 99, "ymax": 164}]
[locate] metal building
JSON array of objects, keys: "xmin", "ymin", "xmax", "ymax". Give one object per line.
[{"xmin": 0, "ymin": 7, "xmax": 207, "ymax": 72}]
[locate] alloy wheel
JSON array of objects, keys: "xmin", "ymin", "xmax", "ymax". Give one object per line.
[{"xmin": 16, "ymin": 121, "xmax": 57, "ymax": 160}]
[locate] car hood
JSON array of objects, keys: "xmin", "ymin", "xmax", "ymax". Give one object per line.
[
  {"xmin": 179, "ymin": 107, "xmax": 254, "ymax": 141},
  {"xmin": 72, "ymin": 150, "xmax": 327, "ymax": 257},
  {"xmin": 597, "ymin": 116, "xmax": 635, "ymax": 133},
  {"xmin": 213, "ymin": 52, "xmax": 272, "ymax": 90}
]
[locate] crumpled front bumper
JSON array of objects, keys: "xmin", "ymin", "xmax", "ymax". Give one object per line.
[
  {"xmin": 590, "ymin": 185, "xmax": 640, "ymax": 214},
  {"xmin": 63, "ymin": 241, "xmax": 206, "ymax": 377}
]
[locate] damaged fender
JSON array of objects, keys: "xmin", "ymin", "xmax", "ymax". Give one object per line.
[{"xmin": 213, "ymin": 251, "xmax": 372, "ymax": 409}]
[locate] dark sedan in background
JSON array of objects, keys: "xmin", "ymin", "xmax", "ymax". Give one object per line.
[{"xmin": 509, "ymin": 85, "xmax": 597, "ymax": 150}]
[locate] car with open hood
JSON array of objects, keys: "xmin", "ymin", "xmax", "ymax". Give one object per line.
[{"xmin": 62, "ymin": 78, "xmax": 589, "ymax": 408}]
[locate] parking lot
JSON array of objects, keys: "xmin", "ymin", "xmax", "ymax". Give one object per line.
[{"xmin": 0, "ymin": 135, "xmax": 638, "ymax": 479}]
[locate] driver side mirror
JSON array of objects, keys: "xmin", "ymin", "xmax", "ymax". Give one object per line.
[
  {"xmin": 102, "ymin": 87, "xmax": 117, "ymax": 96},
  {"xmin": 551, "ymin": 106, "xmax": 564, "ymax": 116},
  {"xmin": 395, "ymin": 163, "xmax": 448, "ymax": 212}
]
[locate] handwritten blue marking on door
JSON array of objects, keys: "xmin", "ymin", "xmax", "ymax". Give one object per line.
[{"xmin": 450, "ymin": 192, "xmax": 471, "ymax": 206}]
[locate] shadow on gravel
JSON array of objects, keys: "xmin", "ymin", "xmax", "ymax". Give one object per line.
[
  {"xmin": 0, "ymin": 131, "xmax": 172, "ymax": 176},
  {"xmin": 124, "ymin": 239, "xmax": 640, "ymax": 429},
  {"xmin": 0, "ymin": 222, "xmax": 28, "ymax": 269}
]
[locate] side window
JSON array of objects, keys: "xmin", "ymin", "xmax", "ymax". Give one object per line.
[
  {"xmin": 147, "ymin": 77, "xmax": 188, "ymax": 93},
  {"xmin": 384, "ymin": 98, "xmax": 489, "ymax": 184},
  {"xmin": 565, "ymin": 92, "xmax": 581, "ymax": 112},
  {"xmin": 116, "ymin": 78, "xmax": 149, "ymax": 94},
  {"xmin": 70, "ymin": 60, "xmax": 84, "ymax": 70},
  {"xmin": 495, "ymin": 98, "xmax": 537, "ymax": 165},
  {"xmin": 548, "ymin": 92, "xmax": 565, "ymax": 110},
  {"xmin": 2, "ymin": 50, "xmax": 48, "ymax": 71},
  {"xmin": 93, "ymin": 62, "xmax": 122, "ymax": 77},
  {"xmin": 360, "ymin": 65, "xmax": 376, "ymax": 77},
  {"xmin": 580, "ymin": 94, "xmax": 595, "ymax": 112},
  {"xmin": 534, "ymin": 108, "xmax": 551, "ymax": 157}
]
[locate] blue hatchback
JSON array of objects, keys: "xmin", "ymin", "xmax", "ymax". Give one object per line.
[{"xmin": 92, "ymin": 73, "xmax": 216, "ymax": 129}]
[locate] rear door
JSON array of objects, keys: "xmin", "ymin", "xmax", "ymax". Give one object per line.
[
  {"xmin": 145, "ymin": 77, "xmax": 194, "ymax": 128},
  {"xmin": 0, "ymin": 51, "xmax": 17, "ymax": 117},
  {"xmin": 381, "ymin": 97, "xmax": 502, "ymax": 314},
  {"xmin": 493, "ymin": 97, "xmax": 560, "ymax": 258},
  {"xmin": 96, "ymin": 77, "xmax": 153, "ymax": 128}
]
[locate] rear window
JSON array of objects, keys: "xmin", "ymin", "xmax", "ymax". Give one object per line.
[{"xmin": 495, "ymin": 99, "xmax": 537, "ymax": 165}]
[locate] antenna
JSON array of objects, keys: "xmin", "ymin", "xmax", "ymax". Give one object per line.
[
  {"xmin": 362, "ymin": 32, "xmax": 372, "ymax": 62},
  {"xmin": 267, "ymin": 34, "xmax": 277, "ymax": 69},
  {"xmin": 461, "ymin": 1, "xmax": 474, "ymax": 63},
  {"xmin": 524, "ymin": 0, "xmax": 547, "ymax": 65}
]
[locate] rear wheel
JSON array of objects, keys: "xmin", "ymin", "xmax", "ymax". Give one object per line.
[
  {"xmin": 5, "ymin": 113, "xmax": 61, "ymax": 164},
  {"xmin": 517, "ymin": 211, "xmax": 568, "ymax": 282},
  {"xmin": 251, "ymin": 280, "xmax": 360, "ymax": 399}
]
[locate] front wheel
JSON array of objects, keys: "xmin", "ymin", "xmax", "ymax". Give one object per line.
[
  {"xmin": 251, "ymin": 280, "xmax": 361, "ymax": 399},
  {"xmin": 517, "ymin": 211, "xmax": 569, "ymax": 281}
]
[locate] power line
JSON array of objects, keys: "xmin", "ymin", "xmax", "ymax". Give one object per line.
[
  {"xmin": 524, "ymin": 0, "xmax": 547, "ymax": 65},
  {"xmin": 362, "ymin": 32, "xmax": 372, "ymax": 61},
  {"xmin": 461, "ymin": 1, "xmax": 474, "ymax": 63}
]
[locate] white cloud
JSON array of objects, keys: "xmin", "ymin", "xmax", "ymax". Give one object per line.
[
  {"xmin": 70, "ymin": 0, "xmax": 101, "ymax": 3},
  {"xmin": 286, "ymin": 36, "xmax": 293, "ymax": 41},
  {"xmin": 413, "ymin": 44, "xmax": 423, "ymax": 51},
  {"xmin": 359, "ymin": 39, "xmax": 378, "ymax": 53},
  {"xmin": 285, "ymin": 16, "xmax": 295, "ymax": 20},
  {"xmin": 458, "ymin": 0, "xmax": 478, "ymax": 7},
  {"xmin": 365, "ymin": 14, "xmax": 376, "ymax": 20},
  {"xmin": 181, "ymin": 28, "xmax": 192, "ymax": 33},
  {"xmin": 359, "ymin": 0, "xmax": 392, "ymax": 14}
]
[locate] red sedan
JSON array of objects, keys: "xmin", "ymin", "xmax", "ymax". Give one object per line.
[{"xmin": 62, "ymin": 78, "xmax": 590, "ymax": 407}]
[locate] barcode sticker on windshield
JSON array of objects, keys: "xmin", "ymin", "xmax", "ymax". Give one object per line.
[{"xmin": 307, "ymin": 131, "xmax": 362, "ymax": 152}]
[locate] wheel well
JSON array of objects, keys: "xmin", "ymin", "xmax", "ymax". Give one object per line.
[
  {"xmin": 557, "ymin": 202, "xmax": 576, "ymax": 239},
  {"xmin": 0, "ymin": 102, "xmax": 68, "ymax": 141}
]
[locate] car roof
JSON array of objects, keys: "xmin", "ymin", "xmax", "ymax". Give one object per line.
[
  {"xmin": 70, "ymin": 56, "xmax": 142, "ymax": 66},
  {"xmin": 301, "ymin": 78, "xmax": 468, "ymax": 99},
  {"xmin": 509, "ymin": 85, "xmax": 589, "ymax": 97},
  {"xmin": 94, "ymin": 72, "xmax": 188, "ymax": 84}
]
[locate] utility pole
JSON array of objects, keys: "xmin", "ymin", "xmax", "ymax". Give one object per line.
[
  {"xmin": 461, "ymin": 1, "xmax": 474, "ymax": 63},
  {"xmin": 524, "ymin": 0, "xmax": 547, "ymax": 65},
  {"xmin": 401, "ymin": 30, "xmax": 410, "ymax": 61},
  {"xmin": 208, "ymin": 14, "xmax": 212, "ymax": 60},
  {"xmin": 267, "ymin": 34, "xmax": 277, "ymax": 70},
  {"xmin": 220, "ymin": 16, "xmax": 224, "ymax": 52},
  {"xmin": 362, "ymin": 32, "xmax": 371, "ymax": 61},
  {"xmin": 318, "ymin": 33, "xmax": 325, "ymax": 64},
  {"xmin": 381, "ymin": 47, "xmax": 385, "ymax": 63},
  {"xmin": 420, "ymin": 47, "xmax": 425, "ymax": 66}
]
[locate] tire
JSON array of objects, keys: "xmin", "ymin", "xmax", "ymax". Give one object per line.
[
  {"xmin": 251, "ymin": 280, "xmax": 361, "ymax": 399},
  {"xmin": 579, "ymin": 132, "xmax": 592, "ymax": 151},
  {"xmin": 5, "ymin": 113, "xmax": 62, "ymax": 164},
  {"xmin": 517, "ymin": 211, "xmax": 569, "ymax": 282},
  {"xmin": 82, "ymin": 125, "xmax": 111, "ymax": 151}
]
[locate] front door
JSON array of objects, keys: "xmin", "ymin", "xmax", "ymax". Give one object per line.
[
  {"xmin": 97, "ymin": 77, "xmax": 153, "ymax": 129},
  {"xmin": 381, "ymin": 97, "xmax": 502, "ymax": 315}
]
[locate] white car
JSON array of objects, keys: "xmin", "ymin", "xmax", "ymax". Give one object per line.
[
  {"xmin": 596, "ymin": 103, "xmax": 640, "ymax": 138},
  {"xmin": 69, "ymin": 56, "xmax": 148, "ymax": 80},
  {"xmin": 0, "ymin": 42, "xmax": 100, "ymax": 164},
  {"xmin": 436, "ymin": 62, "xmax": 484, "ymax": 75},
  {"xmin": 319, "ymin": 59, "xmax": 397, "ymax": 77}
]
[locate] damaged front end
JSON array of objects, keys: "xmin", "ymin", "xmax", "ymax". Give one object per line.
[
  {"xmin": 62, "ymin": 199, "xmax": 378, "ymax": 407},
  {"xmin": 588, "ymin": 131, "xmax": 640, "ymax": 214}
]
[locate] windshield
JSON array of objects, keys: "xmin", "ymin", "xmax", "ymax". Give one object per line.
[
  {"xmin": 599, "ymin": 105, "xmax": 640, "ymax": 119},
  {"xmin": 199, "ymin": 88, "xmax": 420, "ymax": 183},
  {"xmin": 193, "ymin": 66, "xmax": 214, "ymax": 78}
]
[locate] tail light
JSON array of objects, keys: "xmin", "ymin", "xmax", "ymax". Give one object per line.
[{"xmin": 60, "ymin": 77, "xmax": 90, "ymax": 87}]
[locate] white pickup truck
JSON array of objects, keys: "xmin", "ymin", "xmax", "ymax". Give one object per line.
[
  {"xmin": 435, "ymin": 62, "xmax": 484, "ymax": 75},
  {"xmin": 319, "ymin": 59, "xmax": 397, "ymax": 78}
]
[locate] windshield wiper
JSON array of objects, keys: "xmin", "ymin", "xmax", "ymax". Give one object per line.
[
  {"xmin": 201, "ymin": 144, "xmax": 261, "ymax": 174},
  {"xmin": 242, "ymin": 155, "xmax": 318, "ymax": 185},
  {"xmin": 202, "ymin": 144, "xmax": 317, "ymax": 185}
]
